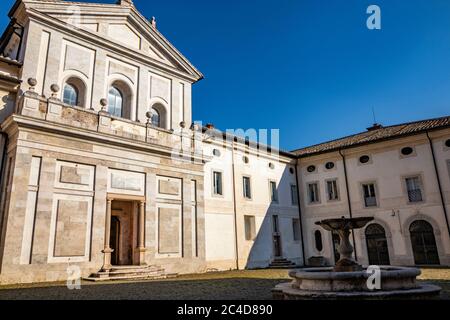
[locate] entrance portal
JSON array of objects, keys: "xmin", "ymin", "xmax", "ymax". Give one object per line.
[{"xmin": 110, "ymin": 200, "xmax": 139, "ymax": 266}]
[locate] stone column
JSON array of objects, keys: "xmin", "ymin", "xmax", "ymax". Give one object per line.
[
  {"xmin": 138, "ymin": 200, "xmax": 147, "ymax": 266},
  {"xmin": 101, "ymin": 199, "xmax": 114, "ymax": 272}
]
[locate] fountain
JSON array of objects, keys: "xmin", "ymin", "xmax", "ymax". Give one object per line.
[{"xmin": 273, "ymin": 217, "xmax": 442, "ymax": 299}]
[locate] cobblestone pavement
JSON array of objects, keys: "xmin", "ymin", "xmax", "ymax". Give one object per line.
[{"xmin": 0, "ymin": 268, "xmax": 448, "ymax": 300}]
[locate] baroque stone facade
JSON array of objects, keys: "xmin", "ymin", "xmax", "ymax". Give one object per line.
[{"xmin": 0, "ymin": 0, "xmax": 449, "ymax": 285}]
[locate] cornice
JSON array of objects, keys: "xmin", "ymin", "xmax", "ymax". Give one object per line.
[{"xmin": 2, "ymin": 114, "xmax": 206, "ymax": 163}]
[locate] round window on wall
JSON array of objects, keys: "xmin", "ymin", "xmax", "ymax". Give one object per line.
[
  {"xmin": 307, "ymin": 165, "xmax": 316, "ymax": 173},
  {"xmin": 243, "ymin": 156, "xmax": 249, "ymax": 164},
  {"xmin": 359, "ymin": 155, "xmax": 370, "ymax": 164},
  {"xmin": 269, "ymin": 162, "xmax": 275, "ymax": 170},
  {"xmin": 401, "ymin": 147, "xmax": 414, "ymax": 156},
  {"xmin": 289, "ymin": 167, "xmax": 295, "ymax": 175},
  {"xmin": 445, "ymin": 139, "xmax": 450, "ymax": 148},
  {"xmin": 213, "ymin": 149, "xmax": 221, "ymax": 157},
  {"xmin": 325, "ymin": 162, "xmax": 335, "ymax": 170}
]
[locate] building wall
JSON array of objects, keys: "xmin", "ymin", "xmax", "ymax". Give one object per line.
[
  {"xmin": 19, "ymin": 11, "xmax": 193, "ymax": 129},
  {"xmin": 202, "ymin": 139, "xmax": 304, "ymax": 270},
  {"xmin": 0, "ymin": 112, "xmax": 206, "ymax": 284},
  {"xmin": 299, "ymin": 130, "xmax": 450, "ymax": 267}
]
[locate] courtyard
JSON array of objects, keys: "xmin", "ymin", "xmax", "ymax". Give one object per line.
[{"xmin": 0, "ymin": 268, "xmax": 449, "ymax": 300}]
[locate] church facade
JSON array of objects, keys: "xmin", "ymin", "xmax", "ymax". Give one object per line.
[{"xmin": 0, "ymin": 0, "xmax": 449, "ymax": 285}]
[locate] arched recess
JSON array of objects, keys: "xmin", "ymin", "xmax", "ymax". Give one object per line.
[
  {"xmin": 148, "ymin": 97, "xmax": 169, "ymax": 130},
  {"xmin": 61, "ymin": 73, "xmax": 88, "ymax": 108},
  {"xmin": 409, "ymin": 220, "xmax": 440, "ymax": 265},
  {"xmin": 365, "ymin": 223, "xmax": 391, "ymax": 265},
  {"xmin": 107, "ymin": 75, "xmax": 136, "ymax": 121},
  {"xmin": 108, "ymin": 76, "xmax": 135, "ymax": 120},
  {"xmin": 360, "ymin": 218, "xmax": 394, "ymax": 265},
  {"xmin": 403, "ymin": 214, "xmax": 444, "ymax": 266}
]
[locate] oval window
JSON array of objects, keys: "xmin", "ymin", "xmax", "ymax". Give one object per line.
[
  {"xmin": 289, "ymin": 167, "xmax": 295, "ymax": 175},
  {"xmin": 315, "ymin": 230, "xmax": 323, "ymax": 252},
  {"xmin": 307, "ymin": 165, "xmax": 316, "ymax": 173},
  {"xmin": 445, "ymin": 139, "xmax": 450, "ymax": 148},
  {"xmin": 359, "ymin": 155, "xmax": 370, "ymax": 164},
  {"xmin": 213, "ymin": 149, "xmax": 221, "ymax": 157},
  {"xmin": 325, "ymin": 162, "xmax": 335, "ymax": 170},
  {"xmin": 269, "ymin": 162, "xmax": 275, "ymax": 170},
  {"xmin": 243, "ymin": 156, "xmax": 249, "ymax": 164},
  {"xmin": 401, "ymin": 147, "xmax": 414, "ymax": 156}
]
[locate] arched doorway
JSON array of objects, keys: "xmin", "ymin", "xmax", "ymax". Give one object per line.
[
  {"xmin": 410, "ymin": 220, "xmax": 440, "ymax": 265},
  {"xmin": 365, "ymin": 223, "xmax": 390, "ymax": 265}
]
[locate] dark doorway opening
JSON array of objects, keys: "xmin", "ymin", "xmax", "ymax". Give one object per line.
[
  {"xmin": 365, "ymin": 223, "xmax": 390, "ymax": 265},
  {"xmin": 410, "ymin": 220, "xmax": 440, "ymax": 265},
  {"xmin": 110, "ymin": 216, "xmax": 120, "ymax": 266}
]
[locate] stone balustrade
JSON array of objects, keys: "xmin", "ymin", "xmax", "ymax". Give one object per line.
[{"xmin": 17, "ymin": 88, "xmax": 203, "ymax": 159}]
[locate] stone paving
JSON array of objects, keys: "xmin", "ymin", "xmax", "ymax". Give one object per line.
[{"xmin": 0, "ymin": 268, "xmax": 448, "ymax": 300}]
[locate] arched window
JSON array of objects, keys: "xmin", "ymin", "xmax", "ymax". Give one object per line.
[
  {"xmin": 108, "ymin": 86, "xmax": 123, "ymax": 118},
  {"xmin": 410, "ymin": 220, "xmax": 440, "ymax": 265},
  {"xmin": 365, "ymin": 223, "xmax": 390, "ymax": 265},
  {"xmin": 149, "ymin": 103, "xmax": 167, "ymax": 129},
  {"xmin": 150, "ymin": 108, "xmax": 161, "ymax": 127},
  {"xmin": 314, "ymin": 230, "xmax": 323, "ymax": 252},
  {"xmin": 63, "ymin": 83, "xmax": 78, "ymax": 106}
]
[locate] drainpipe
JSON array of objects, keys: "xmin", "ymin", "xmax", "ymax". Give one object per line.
[
  {"xmin": 426, "ymin": 132, "xmax": 450, "ymax": 238},
  {"xmin": 294, "ymin": 158, "xmax": 306, "ymax": 266},
  {"xmin": 339, "ymin": 149, "xmax": 358, "ymax": 261},
  {"xmin": 231, "ymin": 139, "xmax": 240, "ymax": 270}
]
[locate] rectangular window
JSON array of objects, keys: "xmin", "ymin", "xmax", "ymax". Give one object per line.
[
  {"xmin": 270, "ymin": 181, "xmax": 278, "ymax": 203},
  {"xmin": 272, "ymin": 215, "xmax": 279, "ymax": 233},
  {"xmin": 213, "ymin": 171, "xmax": 223, "ymax": 196},
  {"xmin": 405, "ymin": 176, "xmax": 423, "ymax": 203},
  {"xmin": 327, "ymin": 180, "xmax": 339, "ymax": 201},
  {"xmin": 292, "ymin": 218, "xmax": 300, "ymax": 241},
  {"xmin": 363, "ymin": 183, "xmax": 377, "ymax": 207},
  {"xmin": 308, "ymin": 183, "xmax": 320, "ymax": 204},
  {"xmin": 291, "ymin": 184, "xmax": 299, "ymax": 205},
  {"xmin": 244, "ymin": 215, "xmax": 256, "ymax": 241},
  {"xmin": 243, "ymin": 176, "xmax": 252, "ymax": 199}
]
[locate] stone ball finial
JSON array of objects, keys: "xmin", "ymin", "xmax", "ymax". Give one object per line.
[
  {"xmin": 180, "ymin": 121, "xmax": 186, "ymax": 129},
  {"xmin": 50, "ymin": 84, "xmax": 60, "ymax": 98},
  {"xmin": 27, "ymin": 78, "xmax": 37, "ymax": 91}
]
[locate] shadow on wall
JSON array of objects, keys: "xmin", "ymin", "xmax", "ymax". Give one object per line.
[{"xmin": 245, "ymin": 166, "xmax": 304, "ymax": 270}]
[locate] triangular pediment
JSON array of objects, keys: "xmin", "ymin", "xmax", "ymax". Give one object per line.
[{"xmin": 17, "ymin": 0, "xmax": 203, "ymax": 81}]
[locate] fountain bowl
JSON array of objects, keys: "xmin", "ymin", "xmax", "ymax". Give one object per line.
[{"xmin": 273, "ymin": 266, "xmax": 441, "ymax": 299}]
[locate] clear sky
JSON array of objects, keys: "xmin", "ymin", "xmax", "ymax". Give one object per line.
[{"xmin": 1, "ymin": 0, "xmax": 450, "ymax": 151}]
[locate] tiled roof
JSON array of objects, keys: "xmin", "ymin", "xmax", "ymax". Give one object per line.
[{"xmin": 292, "ymin": 116, "xmax": 450, "ymax": 157}]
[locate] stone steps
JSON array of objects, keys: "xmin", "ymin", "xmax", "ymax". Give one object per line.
[
  {"xmin": 84, "ymin": 265, "xmax": 177, "ymax": 282},
  {"xmin": 269, "ymin": 258, "xmax": 298, "ymax": 269}
]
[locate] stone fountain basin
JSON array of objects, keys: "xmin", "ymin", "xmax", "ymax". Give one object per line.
[
  {"xmin": 273, "ymin": 266, "xmax": 441, "ymax": 300},
  {"xmin": 289, "ymin": 266, "xmax": 421, "ymax": 292}
]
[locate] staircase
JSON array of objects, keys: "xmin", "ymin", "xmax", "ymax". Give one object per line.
[
  {"xmin": 269, "ymin": 258, "xmax": 297, "ymax": 269},
  {"xmin": 84, "ymin": 265, "xmax": 177, "ymax": 282}
]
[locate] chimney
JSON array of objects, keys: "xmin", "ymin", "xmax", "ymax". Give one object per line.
[{"xmin": 367, "ymin": 123, "xmax": 383, "ymax": 131}]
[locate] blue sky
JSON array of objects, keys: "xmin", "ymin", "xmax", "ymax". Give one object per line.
[{"xmin": 2, "ymin": 0, "xmax": 450, "ymax": 151}]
